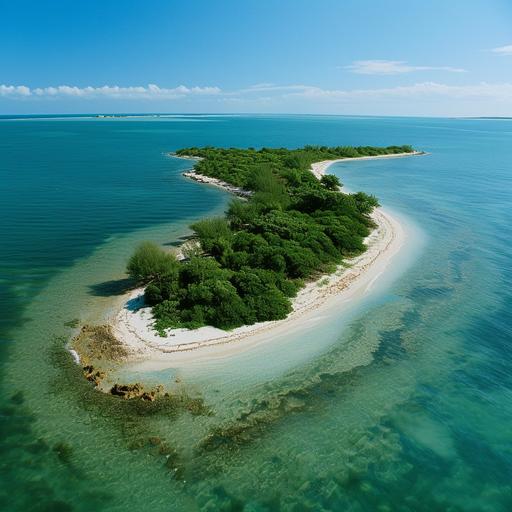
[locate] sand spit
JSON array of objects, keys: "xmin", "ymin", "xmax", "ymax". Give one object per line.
[{"xmin": 105, "ymin": 152, "xmax": 425, "ymax": 363}]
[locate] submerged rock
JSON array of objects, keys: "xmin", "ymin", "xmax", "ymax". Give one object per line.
[
  {"xmin": 53, "ymin": 442, "xmax": 73, "ymax": 464},
  {"xmin": 82, "ymin": 365, "xmax": 106, "ymax": 387},
  {"xmin": 110, "ymin": 383, "xmax": 144, "ymax": 399},
  {"xmin": 109, "ymin": 382, "xmax": 165, "ymax": 401}
]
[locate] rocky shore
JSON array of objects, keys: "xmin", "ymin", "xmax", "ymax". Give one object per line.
[{"xmin": 182, "ymin": 170, "xmax": 252, "ymax": 198}]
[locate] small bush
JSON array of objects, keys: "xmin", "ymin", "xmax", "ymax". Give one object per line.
[{"xmin": 127, "ymin": 242, "xmax": 179, "ymax": 284}]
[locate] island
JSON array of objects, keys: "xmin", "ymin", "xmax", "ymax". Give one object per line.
[{"xmin": 71, "ymin": 144, "xmax": 423, "ymax": 398}]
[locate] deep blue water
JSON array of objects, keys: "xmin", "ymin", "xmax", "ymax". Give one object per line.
[{"xmin": 0, "ymin": 115, "xmax": 511, "ymax": 511}]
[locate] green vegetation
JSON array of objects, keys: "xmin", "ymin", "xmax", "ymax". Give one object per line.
[
  {"xmin": 129, "ymin": 145, "xmax": 414, "ymax": 333},
  {"xmin": 127, "ymin": 241, "xmax": 179, "ymax": 283},
  {"xmin": 175, "ymin": 144, "xmax": 413, "ymax": 188},
  {"xmin": 320, "ymin": 174, "xmax": 342, "ymax": 191}
]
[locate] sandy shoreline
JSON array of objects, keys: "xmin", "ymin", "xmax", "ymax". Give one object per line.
[
  {"xmin": 310, "ymin": 150, "xmax": 424, "ymax": 180},
  {"xmin": 106, "ymin": 152, "xmax": 420, "ymax": 362}
]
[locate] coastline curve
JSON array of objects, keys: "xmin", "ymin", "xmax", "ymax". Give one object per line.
[{"xmin": 99, "ymin": 152, "xmax": 422, "ymax": 365}]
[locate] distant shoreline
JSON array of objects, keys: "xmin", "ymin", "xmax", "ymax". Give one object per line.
[{"xmin": 175, "ymin": 150, "xmax": 425, "ymax": 198}]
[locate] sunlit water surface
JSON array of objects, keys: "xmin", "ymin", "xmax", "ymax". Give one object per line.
[{"xmin": 1, "ymin": 115, "xmax": 511, "ymax": 511}]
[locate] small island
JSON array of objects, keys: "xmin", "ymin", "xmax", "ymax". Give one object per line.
[{"xmin": 72, "ymin": 144, "xmax": 422, "ymax": 395}]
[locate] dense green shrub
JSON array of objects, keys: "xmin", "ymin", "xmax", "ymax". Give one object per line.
[
  {"xmin": 131, "ymin": 144, "xmax": 414, "ymax": 332},
  {"xmin": 191, "ymin": 217, "xmax": 232, "ymax": 256},
  {"xmin": 321, "ymin": 174, "xmax": 342, "ymax": 190},
  {"xmin": 127, "ymin": 242, "xmax": 179, "ymax": 284}
]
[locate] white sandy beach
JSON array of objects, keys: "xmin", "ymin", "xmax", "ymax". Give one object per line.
[
  {"xmin": 108, "ymin": 153, "xmax": 419, "ymax": 365},
  {"xmin": 310, "ymin": 151, "xmax": 424, "ymax": 180}
]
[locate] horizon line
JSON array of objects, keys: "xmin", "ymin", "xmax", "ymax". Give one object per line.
[{"xmin": 1, "ymin": 112, "xmax": 510, "ymax": 120}]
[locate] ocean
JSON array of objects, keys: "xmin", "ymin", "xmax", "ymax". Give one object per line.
[{"xmin": 1, "ymin": 114, "xmax": 511, "ymax": 511}]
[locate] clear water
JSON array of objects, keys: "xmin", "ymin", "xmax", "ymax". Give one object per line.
[{"xmin": 1, "ymin": 115, "xmax": 511, "ymax": 511}]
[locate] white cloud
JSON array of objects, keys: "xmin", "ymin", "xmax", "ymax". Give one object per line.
[
  {"xmin": 0, "ymin": 84, "xmax": 31, "ymax": 96},
  {"xmin": 3, "ymin": 81, "xmax": 512, "ymax": 103},
  {"xmin": 345, "ymin": 60, "xmax": 466, "ymax": 75},
  {"xmin": 279, "ymin": 82, "xmax": 512, "ymax": 101},
  {"xmin": 238, "ymin": 84, "xmax": 312, "ymax": 94},
  {"xmin": 3, "ymin": 81, "xmax": 512, "ymax": 116},
  {"xmin": 226, "ymin": 82, "xmax": 512, "ymax": 116},
  {"xmin": 1, "ymin": 83, "xmax": 221, "ymax": 99},
  {"xmin": 491, "ymin": 45, "xmax": 512, "ymax": 56}
]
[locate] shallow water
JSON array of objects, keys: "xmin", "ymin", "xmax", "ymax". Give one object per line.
[{"xmin": 1, "ymin": 115, "xmax": 511, "ymax": 511}]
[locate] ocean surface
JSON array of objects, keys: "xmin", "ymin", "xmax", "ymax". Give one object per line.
[{"xmin": 1, "ymin": 115, "xmax": 511, "ymax": 511}]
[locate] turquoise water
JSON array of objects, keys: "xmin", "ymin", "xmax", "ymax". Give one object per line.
[{"xmin": 1, "ymin": 115, "xmax": 511, "ymax": 511}]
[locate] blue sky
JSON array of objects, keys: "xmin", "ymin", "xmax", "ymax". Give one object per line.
[{"xmin": 1, "ymin": 0, "xmax": 512, "ymax": 116}]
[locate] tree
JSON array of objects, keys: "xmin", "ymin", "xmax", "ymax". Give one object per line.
[
  {"xmin": 192, "ymin": 217, "xmax": 231, "ymax": 243},
  {"xmin": 248, "ymin": 165, "xmax": 290, "ymax": 210},
  {"xmin": 352, "ymin": 192, "xmax": 380, "ymax": 215},
  {"xmin": 127, "ymin": 242, "xmax": 179, "ymax": 284},
  {"xmin": 320, "ymin": 174, "xmax": 342, "ymax": 191},
  {"xmin": 178, "ymin": 256, "xmax": 229, "ymax": 287},
  {"xmin": 153, "ymin": 300, "xmax": 182, "ymax": 332}
]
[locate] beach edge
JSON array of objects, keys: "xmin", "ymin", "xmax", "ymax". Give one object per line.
[{"xmin": 101, "ymin": 152, "xmax": 422, "ymax": 363}]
